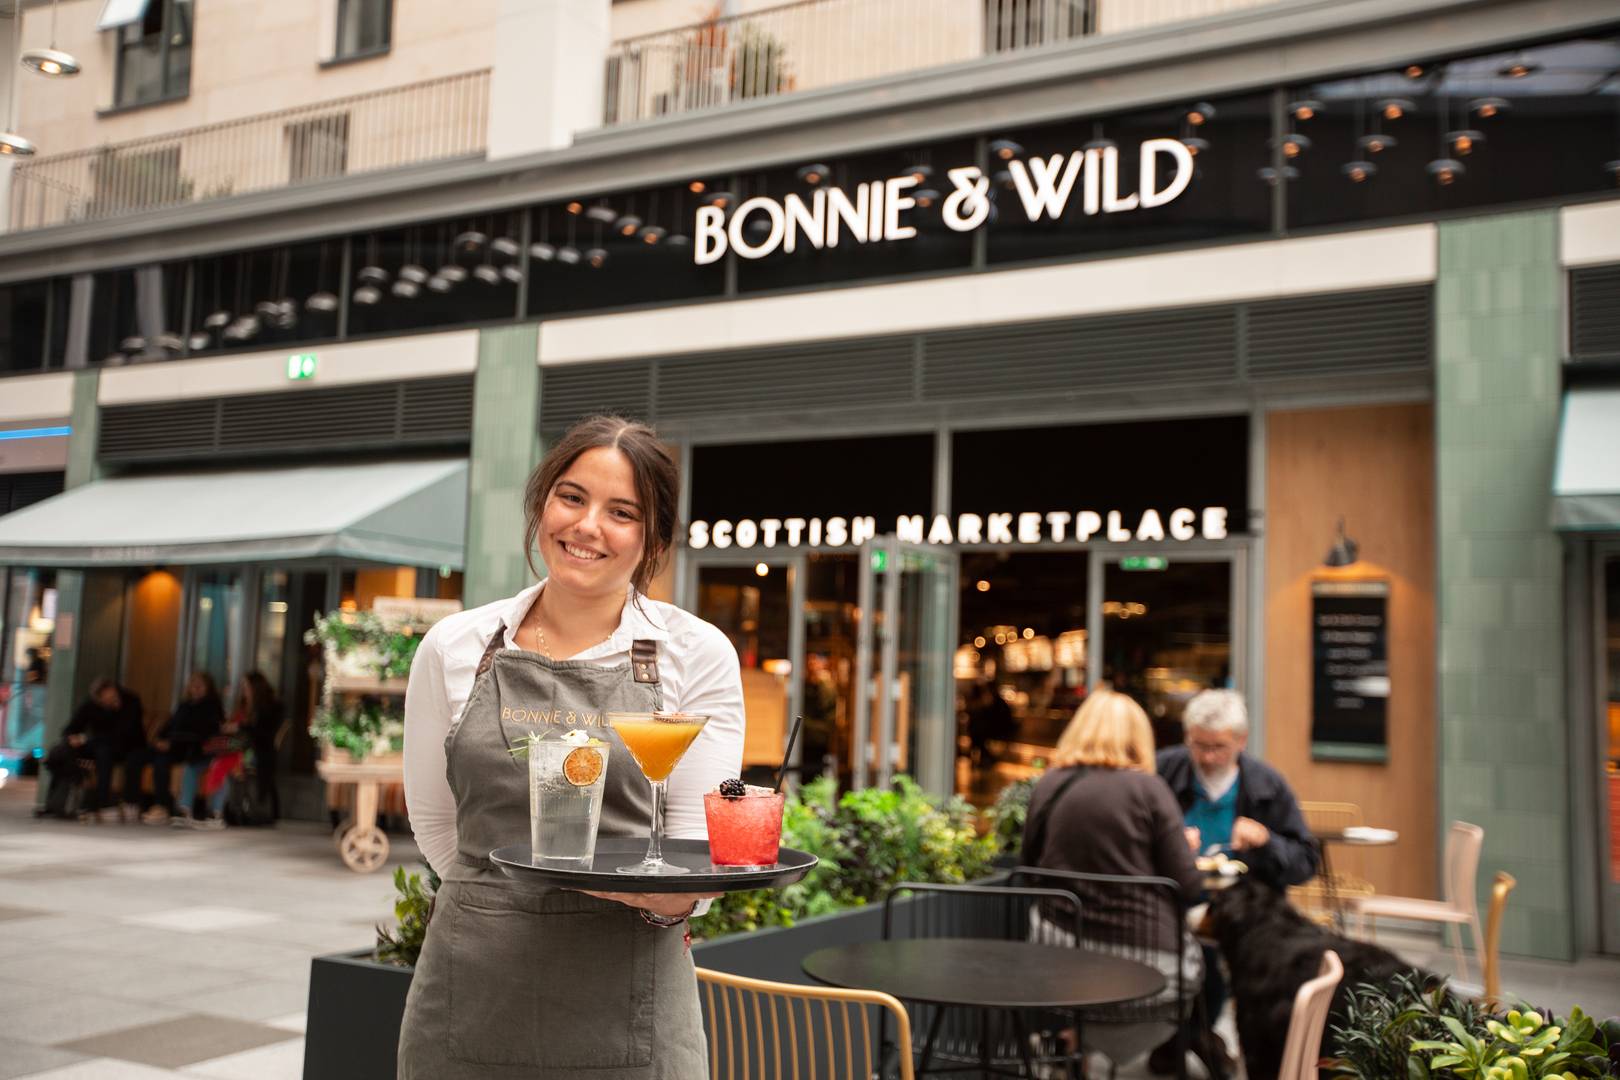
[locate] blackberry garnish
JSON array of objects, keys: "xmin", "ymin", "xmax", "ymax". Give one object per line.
[{"xmin": 718, "ymin": 778, "xmax": 747, "ymax": 799}]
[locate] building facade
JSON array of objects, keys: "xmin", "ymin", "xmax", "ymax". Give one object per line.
[{"xmin": 0, "ymin": 0, "xmax": 1616, "ymax": 961}]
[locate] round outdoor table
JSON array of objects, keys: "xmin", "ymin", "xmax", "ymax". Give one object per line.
[
  {"xmin": 1315, "ymin": 827, "xmax": 1398, "ymax": 928},
  {"xmin": 803, "ymin": 939, "xmax": 1165, "ymax": 1077}
]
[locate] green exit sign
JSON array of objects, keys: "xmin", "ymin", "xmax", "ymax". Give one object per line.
[
  {"xmin": 286, "ymin": 353, "xmax": 317, "ymax": 380},
  {"xmin": 870, "ymin": 549, "xmax": 889, "ymax": 573},
  {"xmin": 1119, "ymin": 556, "xmax": 1169, "ymax": 571}
]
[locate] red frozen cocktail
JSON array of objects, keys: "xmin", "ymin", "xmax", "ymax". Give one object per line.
[{"xmin": 704, "ymin": 781, "xmax": 785, "ymax": 868}]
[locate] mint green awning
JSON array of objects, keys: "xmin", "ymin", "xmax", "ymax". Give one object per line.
[
  {"xmin": 0, "ymin": 459, "xmax": 468, "ymax": 568},
  {"xmin": 1553, "ymin": 387, "xmax": 1620, "ymax": 532}
]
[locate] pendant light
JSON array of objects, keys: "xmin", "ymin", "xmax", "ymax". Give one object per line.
[
  {"xmin": 1184, "ymin": 102, "xmax": 1216, "ymax": 126},
  {"xmin": 557, "ymin": 212, "xmax": 582, "ymax": 265},
  {"xmin": 989, "ymin": 138, "xmax": 1024, "ymax": 162},
  {"xmin": 795, "ymin": 162, "xmax": 831, "ymax": 186},
  {"xmin": 434, "ymin": 225, "xmax": 466, "ymax": 283},
  {"xmin": 585, "ymin": 202, "xmax": 618, "ymax": 225},
  {"xmin": 1468, "ymin": 97, "xmax": 1510, "ymax": 120},
  {"xmin": 398, "ymin": 226, "xmax": 431, "ymax": 285},
  {"xmin": 0, "ymin": 133, "xmax": 38, "ymax": 157},
  {"xmin": 306, "ymin": 243, "xmax": 338, "ymax": 312},
  {"xmin": 637, "ymin": 191, "xmax": 666, "ymax": 245},
  {"xmin": 21, "ymin": 0, "xmax": 80, "ymax": 77},
  {"xmin": 1427, "ymin": 95, "xmax": 1465, "ymax": 187},
  {"xmin": 1375, "ymin": 97, "xmax": 1415, "ymax": 122},
  {"xmin": 530, "ymin": 211, "xmax": 557, "ymax": 262},
  {"xmin": 1082, "ymin": 122, "xmax": 1115, "ymax": 154},
  {"xmin": 1288, "ymin": 98, "xmax": 1324, "ymax": 122}
]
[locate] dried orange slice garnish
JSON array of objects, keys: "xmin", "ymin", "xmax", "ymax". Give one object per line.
[{"xmin": 563, "ymin": 746, "xmax": 604, "ymax": 787}]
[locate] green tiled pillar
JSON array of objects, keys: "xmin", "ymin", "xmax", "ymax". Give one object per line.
[
  {"xmin": 38, "ymin": 370, "xmax": 102, "ymax": 807},
  {"xmin": 1434, "ymin": 210, "xmax": 1570, "ymax": 961},
  {"xmin": 463, "ymin": 325, "xmax": 542, "ymax": 608}
]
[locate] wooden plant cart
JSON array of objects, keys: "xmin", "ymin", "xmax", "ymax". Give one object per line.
[
  {"xmin": 312, "ymin": 598, "xmax": 459, "ymax": 873},
  {"xmin": 316, "ymin": 673, "xmax": 407, "ymax": 873}
]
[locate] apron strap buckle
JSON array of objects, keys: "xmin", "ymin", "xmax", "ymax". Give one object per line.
[{"xmin": 631, "ymin": 639, "xmax": 660, "ymax": 685}]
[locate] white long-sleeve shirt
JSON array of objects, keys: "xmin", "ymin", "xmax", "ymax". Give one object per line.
[{"xmin": 403, "ymin": 581, "xmax": 746, "ymax": 877}]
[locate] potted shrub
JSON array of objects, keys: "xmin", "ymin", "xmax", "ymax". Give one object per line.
[
  {"xmin": 1329, "ymin": 972, "xmax": 1620, "ymax": 1079},
  {"xmin": 303, "ymin": 866, "xmax": 433, "ymax": 1080}
]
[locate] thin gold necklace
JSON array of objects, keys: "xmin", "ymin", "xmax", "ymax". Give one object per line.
[{"xmin": 532, "ymin": 618, "xmax": 553, "ymax": 660}]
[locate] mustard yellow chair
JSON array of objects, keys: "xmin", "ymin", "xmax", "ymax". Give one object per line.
[{"xmin": 697, "ymin": 967, "xmax": 916, "ymax": 1080}]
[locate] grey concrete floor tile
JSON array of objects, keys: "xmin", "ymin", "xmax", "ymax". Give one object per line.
[
  {"xmin": 161, "ymin": 977, "xmax": 313, "ymax": 1023},
  {"xmin": 2, "ymin": 1057, "xmax": 179, "ymax": 1080},
  {"xmin": 0, "ymin": 902, "xmax": 46, "ymax": 920},
  {"xmin": 54, "ymin": 1014, "xmax": 296, "ymax": 1070},
  {"xmin": 181, "ymin": 1036, "xmax": 306, "ymax": 1080},
  {"xmin": 0, "ymin": 1044, "xmax": 90, "ymax": 1080},
  {"xmin": 0, "ymin": 913, "xmax": 82, "ymax": 940},
  {"xmin": 4, "ymin": 991, "xmax": 188, "ymax": 1045}
]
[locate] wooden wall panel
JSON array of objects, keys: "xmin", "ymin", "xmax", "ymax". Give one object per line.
[
  {"xmin": 124, "ymin": 569, "xmax": 182, "ymax": 734},
  {"xmin": 1265, "ymin": 403, "xmax": 1437, "ymax": 900}
]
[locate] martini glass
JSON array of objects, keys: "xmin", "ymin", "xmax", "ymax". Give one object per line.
[{"xmin": 606, "ymin": 712, "xmax": 710, "ymax": 875}]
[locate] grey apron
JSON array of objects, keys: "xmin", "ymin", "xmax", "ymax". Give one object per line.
[{"xmin": 398, "ymin": 626, "xmax": 708, "ymax": 1079}]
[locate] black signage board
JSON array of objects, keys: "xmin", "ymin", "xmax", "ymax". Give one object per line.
[{"xmin": 1311, "ymin": 579, "xmax": 1389, "ymax": 762}]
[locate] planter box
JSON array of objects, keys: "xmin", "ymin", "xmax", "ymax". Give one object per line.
[{"xmin": 303, "ymin": 949, "xmax": 412, "ymax": 1080}]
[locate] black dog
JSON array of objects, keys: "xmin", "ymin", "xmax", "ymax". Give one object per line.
[{"xmin": 1208, "ymin": 878, "xmax": 1426, "ymax": 1080}]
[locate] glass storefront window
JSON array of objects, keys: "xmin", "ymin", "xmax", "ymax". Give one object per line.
[
  {"xmin": 696, "ymin": 562, "xmax": 795, "ymax": 782},
  {"xmin": 347, "ymin": 213, "xmax": 523, "ymax": 337},
  {"xmin": 2, "ymin": 569, "xmax": 58, "ymax": 759},
  {"xmin": 190, "ymin": 241, "xmax": 339, "ymax": 357},
  {"xmin": 957, "ymin": 551, "xmax": 1089, "ymax": 802},
  {"xmin": 1287, "ymin": 35, "xmax": 1620, "ymax": 229},
  {"xmin": 0, "ymin": 279, "xmax": 63, "ymax": 374},
  {"xmin": 529, "ymin": 182, "xmax": 729, "ymax": 316},
  {"xmin": 189, "ymin": 571, "xmax": 244, "ymax": 694}
]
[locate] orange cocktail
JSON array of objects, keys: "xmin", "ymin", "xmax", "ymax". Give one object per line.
[
  {"xmin": 607, "ymin": 712, "xmax": 710, "ymax": 876},
  {"xmin": 610, "ymin": 715, "xmax": 707, "ymax": 781}
]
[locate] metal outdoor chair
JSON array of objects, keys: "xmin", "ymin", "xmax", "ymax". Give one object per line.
[
  {"xmin": 1007, "ymin": 867, "xmax": 1200, "ymax": 1080},
  {"xmin": 882, "ymin": 880, "xmax": 1083, "ymax": 1078},
  {"xmin": 697, "ymin": 967, "xmax": 916, "ymax": 1080}
]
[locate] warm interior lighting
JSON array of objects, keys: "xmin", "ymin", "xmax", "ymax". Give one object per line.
[
  {"xmin": 688, "ymin": 180, "xmax": 706, "ymax": 194},
  {"xmin": 976, "ymin": 579, "xmax": 991, "ymax": 592},
  {"xmin": 754, "ymin": 563, "xmax": 769, "ymax": 577}
]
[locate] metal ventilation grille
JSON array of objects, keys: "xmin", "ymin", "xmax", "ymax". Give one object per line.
[
  {"xmin": 1247, "ymin": 287, "xmax": 1431, "ymax": 379},
  {"xmin": 656, "ymin": 338, "xmax": 914, "ymax": 419},
  {"xmin": 99, "ymin": 398, "xmax": 220, "ymax": 459},
  {"xmin": 542, "ymin": 287, "xmax": 1433, "ymax": 435},
  {"xmin": 922, "ymin": 307, "xmax": 1238, "ymax": 401},
  {"xmin": 540, "ymin": 359, "xmax": 654, "ymax": 434},
  {"xmin": 100, "ymin": 375, "xmax": 473, "ymax": 463},
  {"xmin": 1571, "ymin": 264, "xmax": 1620, "ymax": 361},
  {"xmin": 0, "ymin": 470, "xmax": 65, "ymax": 515}
]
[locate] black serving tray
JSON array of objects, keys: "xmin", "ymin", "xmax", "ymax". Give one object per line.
[{"xmin": 489, "ymin": 838, "xmax": 817, "ymax": 894}]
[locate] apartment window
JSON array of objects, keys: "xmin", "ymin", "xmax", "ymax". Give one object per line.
[
  {"xmin": 335, "ymin": 0, "xmax": 391, "ymax": 60},
  {"xmin": 112, "ymin": 0, "xmax": 193, "ymax": 108},
  {"xmin": 287, "ymin": 114, "xmax": 351, "ymax": 183}
]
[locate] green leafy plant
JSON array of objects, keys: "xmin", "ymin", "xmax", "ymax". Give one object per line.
[
  {"xmin": 304, "ymin": 610, "xmax": 422, "ymax": 680},
  {"xmin": 985, "ymin": 770, "xmax": 1041, "ymax": 854},
  {"xmin": 695, "ymin": 775, "xmax": 1000, "ymax": 941},
  {"xmin": 1331, "ymin": 975, "xmax": 1616, "ymax": 1080},
  {"xmin": 310, "ymin": 699, "xmax": 404, "ymax": 760},
  {"xmin": 375, "ymin": 863, "xmax": 438, "ymax": 967}
]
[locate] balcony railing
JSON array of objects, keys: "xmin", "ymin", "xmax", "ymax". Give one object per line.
[
  {"xmin": 9, "ymin": 69, "xmax": 491, "ymax": 233},
  {"xmin": 604, "ymin": 0, "xmax": 1282, "ymax": 126}
]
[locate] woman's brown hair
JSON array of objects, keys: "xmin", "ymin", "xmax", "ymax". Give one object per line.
[{"xmin": 522, "ymin": 415, "xmax": 678, "ymax": 596}]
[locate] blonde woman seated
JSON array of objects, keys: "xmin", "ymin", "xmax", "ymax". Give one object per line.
[{"xmin": 1020, "ymin": 691, "xmax": 1207, "ymax": 1071}]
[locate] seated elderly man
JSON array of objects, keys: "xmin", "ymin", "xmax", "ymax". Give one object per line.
[
  {"xmin": 1157, "ymin": 689, "xmax": 1318, "ymax": 888},
  {"xmin": 1150, "ymin": 689, "xmax": 1318, "ymax": 1076}
]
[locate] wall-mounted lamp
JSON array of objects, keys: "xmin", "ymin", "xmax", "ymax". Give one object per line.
[{"xmin": 1323, "ymin": 517, "xmax": 1360, "ymax": 567}]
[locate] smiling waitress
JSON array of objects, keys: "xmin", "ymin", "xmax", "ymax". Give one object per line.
[{"xmin": 399, "ymin": 416, "xmax": 745, "ymax": 1079}]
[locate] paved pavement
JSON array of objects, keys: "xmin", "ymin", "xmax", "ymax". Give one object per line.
[
  {"xmin": 0, "ymin": 778, "xmax": 420, "ymax": 1080},
  {"xmin": 2, "ymin": 775, "xmax": 1617, "ymax": 1079}
]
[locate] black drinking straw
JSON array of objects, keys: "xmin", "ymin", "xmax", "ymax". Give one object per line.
[{"xmin": 773, "ymin": 715, "xmax": 806, "ymax": 794}]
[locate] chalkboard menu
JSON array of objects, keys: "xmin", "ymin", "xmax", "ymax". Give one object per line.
[{"xmin": 1311, "ymin": 579, "xmax": 1389, "ymax": 762}]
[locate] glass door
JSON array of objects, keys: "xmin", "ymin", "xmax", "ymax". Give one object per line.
[
  {"xmin": 1090, "ymin": 548, "xmax": 1245, "ymax": 751},
  {"xmin": 184, "ymin": 569, "xmax": 245, "ymax": 701},
  {"xmin": 1599, "ymin": 550, "xmax": 1620, "ymax": 952},
  {"xmin": 853, "ymin": 538, "xmax": 959, "ymax": 794},
  {"xmin": 687, "ymin": 552, "xmax": 806, "ymax": 785}
]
